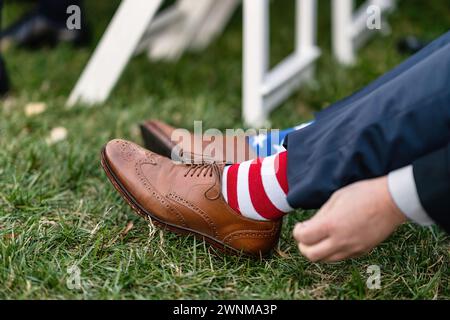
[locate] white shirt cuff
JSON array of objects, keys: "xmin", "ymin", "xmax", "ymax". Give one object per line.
[{"xmin": 388, "ymin": 165, "xmax": 435, "ymax": 226}]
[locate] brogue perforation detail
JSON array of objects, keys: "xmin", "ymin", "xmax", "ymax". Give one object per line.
[
  {"xmin": 144, "ymin": 152, "xmax": 157, "ymax": 165},
  {"xmin": 167, "ymin": 192, "xmax": 218, "ymax": 237},
  {"xmin": 135, "ymin": 161, "xmax": 187, "ymax": 227},
  {"xmin": 118, "ymin": 140, "xmax": 138, "ymax": 162}
]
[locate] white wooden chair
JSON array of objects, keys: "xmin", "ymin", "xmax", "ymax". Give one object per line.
[{"xmin": 67, "ymin": 0, "xmax": 394, "ymax": 127}]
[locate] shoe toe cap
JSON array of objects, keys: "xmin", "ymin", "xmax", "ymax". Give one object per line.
[
  {"xmin": 103, "ymin": 138, "xmax": 166, "ymax": 181},
  {"xmin": 103, "ymin": 139, "xmax": 147, "ymax": 173},
  {"xmin": 105, "ymin": 138, "xmax": 133, "ymax": 159}
]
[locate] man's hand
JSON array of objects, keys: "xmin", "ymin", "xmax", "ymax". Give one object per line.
[{"xmin": 293, "ymin": 176, "xmax": 407, "ymax": 262}]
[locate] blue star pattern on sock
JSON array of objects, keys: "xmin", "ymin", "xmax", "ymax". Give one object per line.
[{"xmin": 248, "ymin": 121, "xmax": 314, "ymax": 157}]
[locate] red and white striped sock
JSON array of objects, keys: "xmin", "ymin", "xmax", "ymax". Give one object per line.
[{"xmin": 221, "ymin": 151, "xmax": 293, "ymax": 221}]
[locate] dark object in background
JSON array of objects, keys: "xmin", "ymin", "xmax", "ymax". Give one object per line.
[
  {"xmin": 0, "ymin": 54, "xmax": 9, "ymax": 95},
  {"xmin": 0, "ymin": 0, "xmax": 7, "ymax": 95},
  {"xmin": 397, "ymin": 36, "xmax": 430, "ymax": 55},
  {"xmin": 0, "ymin": 0, "xmax": 90, "ymax": 48}
]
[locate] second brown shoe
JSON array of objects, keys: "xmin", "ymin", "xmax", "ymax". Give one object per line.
[
  {"xmin": 101, "ymin": 139, "xmax": 282, "ymax": 257},
  {"xmin": 140, "ymin": 120, "xmax": 257, "ymax": 163}
]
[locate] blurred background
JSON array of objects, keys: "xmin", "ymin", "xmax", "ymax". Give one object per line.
[{"xmin": 0, "ymin": 0, "xmax": 448, "ymax": 299}]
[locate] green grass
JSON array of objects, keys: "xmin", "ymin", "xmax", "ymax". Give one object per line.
[{"xmin": 0, "ymin": 0, "xmax": 449, "ymax": 299}]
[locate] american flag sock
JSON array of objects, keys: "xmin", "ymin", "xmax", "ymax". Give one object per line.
[{"xmin": 221, "ymin": 151, "xmax": 293, "ymax": 221}]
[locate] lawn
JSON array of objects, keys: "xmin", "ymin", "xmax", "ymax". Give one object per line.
[{"xmin": 0, "ymin": 0, "xmax": 449, "ymax": 299}]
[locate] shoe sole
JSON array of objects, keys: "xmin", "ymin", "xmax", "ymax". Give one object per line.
[{"xmin": 101, "ymin": 147, "xmax": 264, "ymax": 258}]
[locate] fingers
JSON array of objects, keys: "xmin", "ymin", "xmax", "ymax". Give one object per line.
[
  {"xmin": 298, "ymin": 242, "xmax": 365, "ymax": 263},
  {"xmin": 322, "ymin": 251, "xmax": 364, "ymax": 263},
  {"xmin": 297, "ymin": 238, "xmax": 336, "ymax": 262},
  {"xmin": 293, "ymin": 217, "xmax": 330, "ymax": 246}
]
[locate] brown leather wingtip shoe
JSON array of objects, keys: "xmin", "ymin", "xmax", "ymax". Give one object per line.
[
  {"xmin": 101, "ymin": 139, "xmax": 282, "ymax": 257},
  {"xmin": 140, "ymin": 120, "xmax": 257, "ymax": 163}
]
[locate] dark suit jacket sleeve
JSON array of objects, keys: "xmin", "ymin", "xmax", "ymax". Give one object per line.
[{"xmin": 413, "ymin": 143, "xmax": 450, "ymax": 233}]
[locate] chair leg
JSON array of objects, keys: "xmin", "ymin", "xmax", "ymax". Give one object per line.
[
  {"xmin": 189, "ymin": 0, "xmax": 240, "ymax": 51},
  {"xmin": 332, "ymin": 0, "xmax": 396, "ymax": 65},
  {"xmin": 332, "ymin": 0, "xmax": 356, "ymax": 65},
  {"xmin": 146, "ymin": 0, "xmax": 216, "ymax": 61},
  {"xmin": 67, "ymin": 0, "xmax": 163, "ymax": 106},
  {"xmin": 243, "ymin": 0, "xmax": 269, "ymax": 128}
]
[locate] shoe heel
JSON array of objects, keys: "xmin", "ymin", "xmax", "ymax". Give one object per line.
[{"xmin": 139, "ymin": 123, "xmax": 172, "ymax": 158}]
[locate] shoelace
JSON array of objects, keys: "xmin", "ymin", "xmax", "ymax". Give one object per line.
[{"xmin": 181, "ymin": 150, "xmax": 226, "ymax": 200}]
